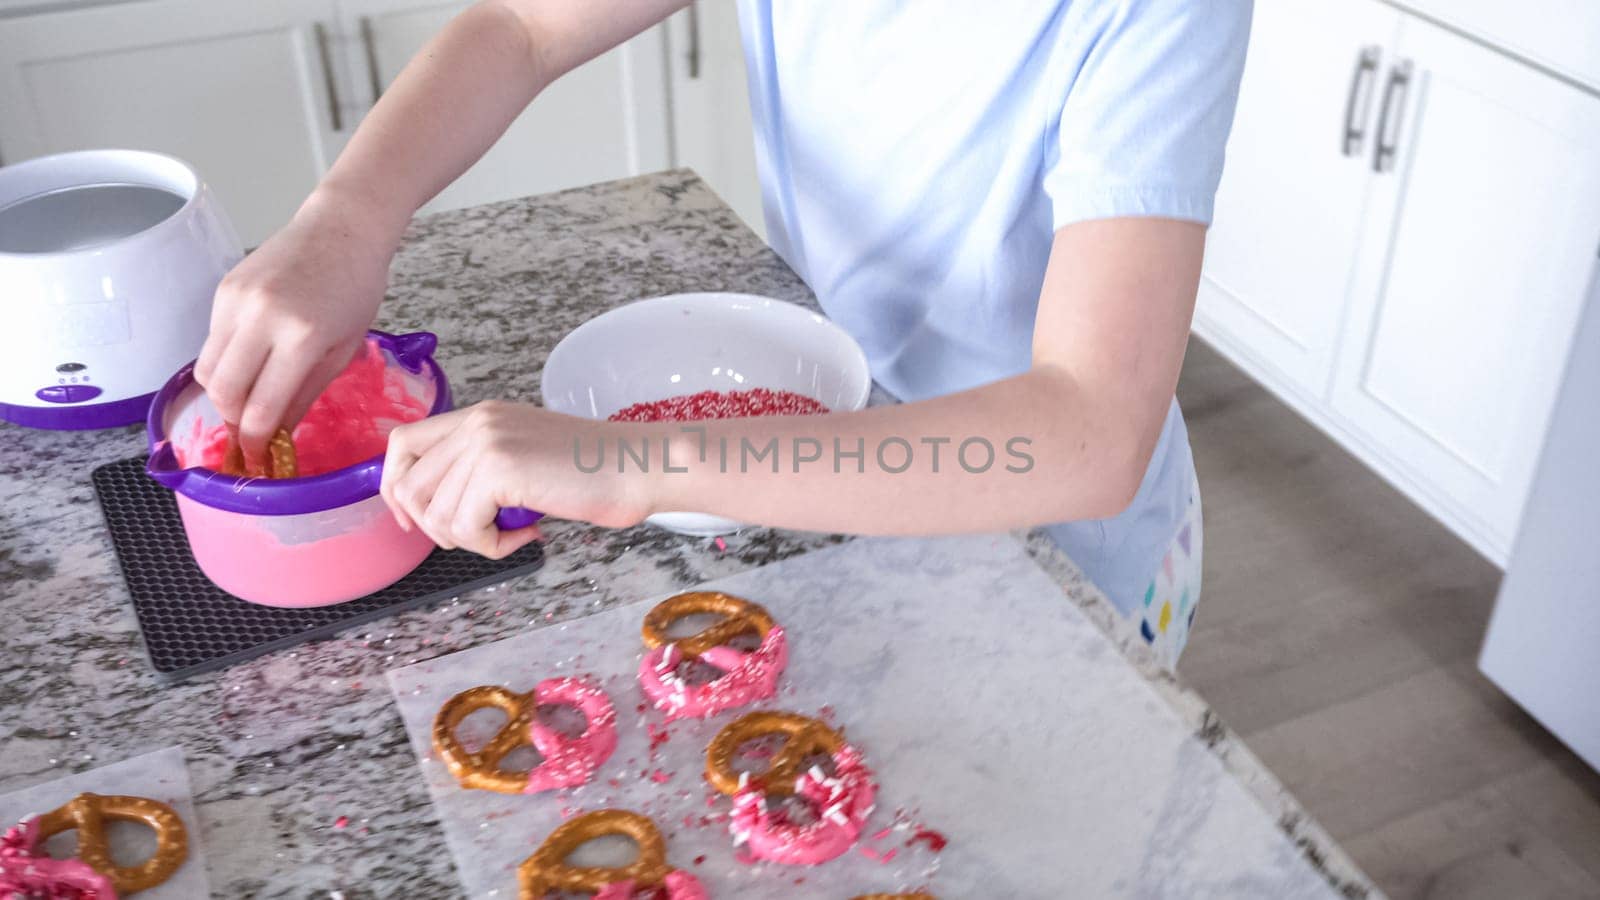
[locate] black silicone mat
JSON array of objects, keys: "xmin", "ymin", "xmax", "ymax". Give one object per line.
[{"xmin": 92, "ymin": 457, "xmax": 545, "ymax": 682}]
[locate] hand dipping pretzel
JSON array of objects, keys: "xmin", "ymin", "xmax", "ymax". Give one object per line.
[
  {"xmin": 638, "ymin": 591, "xmax": 788, "ymax": 720},
  {"xmin": 433, "ymin": 677, "xmax": 618, "ymax": 794},
  {"xmin": 517, "ymin": 809, "xmax": 707, "ymax": 900},
  {"xmin": 221, "ymin": 426, "xmax": 298, "ymax": 479},
  {"xmin": 706, "ymin": 711, "xmax": 877, "ymax": 866},
  {"xmin": 0, "ymin": 792, "xmax": 188, "ymax": 897}
]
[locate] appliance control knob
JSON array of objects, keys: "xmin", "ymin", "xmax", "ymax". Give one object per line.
[{"xmin": 35, "ymin": 384, "xmax": 104, "ymax": 404}]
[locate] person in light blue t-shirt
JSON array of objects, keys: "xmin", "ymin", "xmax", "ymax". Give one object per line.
[{"xmin": 199, "ymin": 0, "xmax": 1251, "ymax": 666}]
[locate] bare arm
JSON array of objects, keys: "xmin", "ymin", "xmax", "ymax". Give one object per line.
[
  {"xmin": 196, "ymin": 0, "xmax": 686, "ymax": 460},
  {"xmin": 315, "ymin": 0, "xmax": 688, "ymax": 240}
]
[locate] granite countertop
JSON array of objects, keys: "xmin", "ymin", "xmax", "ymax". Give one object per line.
[{"xmin": 0, "ymin": 170, "xmax": 1375, "ymax": 898}]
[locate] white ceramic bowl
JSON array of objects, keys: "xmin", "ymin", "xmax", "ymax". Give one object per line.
[{"xmin": 541, "ymin": 292, "xmax": 872, "ymax": 535}]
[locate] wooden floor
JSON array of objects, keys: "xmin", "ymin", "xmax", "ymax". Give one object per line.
[{"xmin": 1175, "ymin": 339, "xmax": 1600, "ymax": 900}]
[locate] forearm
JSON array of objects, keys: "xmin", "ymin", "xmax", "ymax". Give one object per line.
[
  {"xmin": 301, "ymin": 0, "xmax": 682, "ymax": 245},
  {"xmin": 298, "ymin": 3, "xmax": 542, "ymax": 245},
  {"xmin": 642, "ymin": 368, "xmax": 1161, "ymax": 534}
]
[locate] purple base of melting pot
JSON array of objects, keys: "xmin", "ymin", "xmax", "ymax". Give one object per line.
[
  {"xmin": 0, "ymin": 390, "xmax": 156, "ymax": 431},
  {"xmin": 144, "ymin": 329, "xmax": 541, "ymax": 528}
]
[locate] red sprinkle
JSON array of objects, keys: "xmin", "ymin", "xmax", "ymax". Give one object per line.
[
  {"xmin": 909, "ymin": 827, "xmax": 948, "ymax": 853},
  {"xmin": 607, "ymin": 388, "xmax": 829, "ymax": 423},
  {"xmin": 647, "ymin": 723, "xmax": 671, "ymax": 755},
  {"xmin": 333, "ymin": 816, "xmax": 349, "ymax": 829},
  {"xmin": 692, "ymin": 855, "xmax": 707, "ymax": 866}
]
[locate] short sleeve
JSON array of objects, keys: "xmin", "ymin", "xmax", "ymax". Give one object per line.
[{"xmin": 1044, "ymin": 0, "xmax": 1253, "ymax": 229}]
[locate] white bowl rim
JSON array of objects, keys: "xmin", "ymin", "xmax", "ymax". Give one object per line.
[{"xmin": 539, "ymin": 291, "xmax": 872, "ymax": 416}]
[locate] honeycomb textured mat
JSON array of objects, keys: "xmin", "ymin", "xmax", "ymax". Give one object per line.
[{"xmin": 92, "ymin": 457, "xmax": 545, "ymax": 682}]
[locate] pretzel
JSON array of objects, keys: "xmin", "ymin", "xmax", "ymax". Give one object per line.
[
  {"xmin": 851, "ymin": 894, "xmax": 937, "ymax": 900},
  {"xmin": 433, "ymin": 677, "xmax": 618, "ymax": 794},
  {"xmin": 220, "ymin": 426, "xmax": 298, "ymax": 478},
  {"xmin": 638, "ymin": 592, "xmax": 788, "ymax": 719},
  {"xmin": 642, "ymin": 591, "xmax": 775, "ymax": 656},
  {"xmin": 706, "ymin": 711, "xmax": 878, "ymax": 865},
  {"xmin": 705, "ymin": 711, "xmax": 844, "ymax": 797},
  {"xmin": 5, "ymin": 793, "xmax": 188, "ymax": 895},
  {"xmin": 516, "ymin": 810, "xmax": 706, "ymax": 900}
]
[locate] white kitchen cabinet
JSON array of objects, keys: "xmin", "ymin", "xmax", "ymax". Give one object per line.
[
  {"xmin": 1195, "ymin": 0, "xmax": 1600, "ymax": 564},
  {"xmin": 1197, "ymin": 0, "xmax": 1401, "ymax": 396},
  {"xmin": 1392, "ymin": 0, "xmax": 1600, "ymax": 94},
  {"xmin": 0, "ymin": 0, "xmax": 346, "ymax": 245},
  {"xmin": 663, "ymin": 1, "xmax": 764, "ymax": 238},
  {"xmin": 1332, "ymin": 17, "xmax": 1600, "ymax": 557},
  {"xmin": 336, "ymin": 0, "xmax": 671, "ymax": 216}
]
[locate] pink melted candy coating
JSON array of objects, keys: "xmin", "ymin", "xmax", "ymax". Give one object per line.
[
  {"xmin": 169, "ymin": 338, "xmax": 437, "ymax": 608},
  {"xmin": 592, "ymin": 870, "xmax": 709, "ymax": 900},
  {"xmin": 637, "ymin": 626, "xmax": 788, "ymax": 720},
  {"xmin": 1, "ymin": 817, "xmax": 117, "ymax": 899},
  {"xmin": 727, "ymin": 746, "xmax": 877, "ymax": 866},
  {"xmin": 180, "ymin": 339, "xmax": 430, "ymax": 476},
  {"xmin": 524, "ymin": 677, "xmax": 619, "ymax": 793}
]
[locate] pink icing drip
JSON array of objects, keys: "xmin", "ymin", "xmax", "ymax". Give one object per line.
[
  {"xmin": 637, "ymin": 626, "xmax": 788, "ymax": 720},
  {"xmin": 592, "ymin": 871, "xmax": 708, "ymax": 900},
  {"xmin": 0, "ymin": 817, "xmax": 116, "ymax": 899},
  {"xmin": 522, "ymin": 677, "xmax": 619, "ymax": 794},
  {"xmin": 726, "ymin": 746, "xmax": 877, "ymax": 866},
  {"xmin": 181, "ymin": 339, "xmax": 430, "ymax": 476}
]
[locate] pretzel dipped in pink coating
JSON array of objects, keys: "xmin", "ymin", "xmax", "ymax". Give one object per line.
[
  {"xmin": 433, "ymin": 677, "xmax": 618, "ymax": 794},
  {"xmin": 638, "ymin": 591, "xmax": 788, "ymax": 719},
  {"xmin": 518, "ymin": 809, "xmax": 708, "ymax": 900},
  {"xmin": 706, "ymin": 711, "xmax": 878, "ymax": 866}
]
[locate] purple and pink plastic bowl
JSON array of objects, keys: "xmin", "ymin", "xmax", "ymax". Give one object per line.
[{"xmin": 145, "ymin": 330, "xmax": 539, "ymax": 608}]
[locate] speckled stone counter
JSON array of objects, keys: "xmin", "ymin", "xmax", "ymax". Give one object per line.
[{"xmin": 0, "ymin": 170, "xmax": 1377, "ymax": 898}]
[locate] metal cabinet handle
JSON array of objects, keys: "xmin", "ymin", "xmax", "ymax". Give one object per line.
[
  {"xmin": 1341, "ymin": 45, "xmax": 1381, "ymax": 157},
  {"xmin": 313, "ymin": 21, "xmax": 343, "ymax": 131},
  {"xmin": 1373, "ymin": 60, "xmax": 1414, "ymax": 173},
  {"xmin": 686, "ymin": 1, "xmax": 701, "ymax": 78},
  {"xmin": 359, "ymin": 16, "xmax": 384, "ymax": 101}
]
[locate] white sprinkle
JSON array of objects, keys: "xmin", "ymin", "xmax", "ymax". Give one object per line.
[
  {"xmin": 808, "ymin": 765, "xmax": 825, "ymax": 783},
  {"xmin": 738, "ymin": 771, "xmax": 750, "ymax": 790}
]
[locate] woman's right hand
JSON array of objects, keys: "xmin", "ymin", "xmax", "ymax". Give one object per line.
[{"xmin": 194, "ymin": 191, "xmax": 397, "ymax": 464}]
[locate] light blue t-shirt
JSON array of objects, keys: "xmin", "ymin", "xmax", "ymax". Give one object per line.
[{"xmin": 735, "ymin": 0, "xmax": 1251, "ymax": 612}]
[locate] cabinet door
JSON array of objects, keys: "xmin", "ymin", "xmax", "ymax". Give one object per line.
[
  {"xmin": 1194, "ymin": 0, "xmax": 1401, "ymax": 398},
  {"xmin": 1332, "ymin": 17, "xmax": 1600, "ymax": 558},
  {"xmin": 663, "ymin": 2, "xmax": 764, "ymax": 238},
  {"xmin": 0, "ymin": 0, "xmax": 345, "ymax": 246},
  {"xmin": 339, "ymin": 0, "xmax": 671, "ymax": 214}
]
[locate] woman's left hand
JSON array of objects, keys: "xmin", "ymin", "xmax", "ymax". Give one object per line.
[{"xmin": 380, "ymin": 400, "xmax": 656, "ymax": 557}]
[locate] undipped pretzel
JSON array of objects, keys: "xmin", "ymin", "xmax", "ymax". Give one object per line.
[
  {"xmin": 17, "ymin": 793, "xmax": 187, "ymax": 895},
  {"xmin": 706, "ymin": 711, "xmax": 878, "ymax": 865},
  {"xmin": 221, "ymin": 426, "xmax": 298, "ymax": 479},
  {"xmin": 638, "ymin": 591, "xmax": 788, "ymax": 719},
  {"xmin": 517, "ymin": 809, "xmax": 706, "ymax": 900},
  {"xmin": 433, "ymin": 678, "xmax": 618, "ymax": 794}
]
